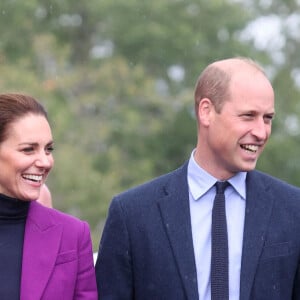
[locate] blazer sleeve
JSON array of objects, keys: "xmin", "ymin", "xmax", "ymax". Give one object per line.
[
  {"xmin": 293, "ymin": 262, "xmax": 300, "ymax": 299},
  {"xmin": 74, "ymin": 221, "xmax": 98, "ymax": 300},
  {"xmin": 95, "ymin": 197, "xmax": 133, "ymax": 299}
]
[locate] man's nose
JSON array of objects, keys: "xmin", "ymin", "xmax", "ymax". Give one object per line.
[{"xmin": 252, "ymin": 118, "xmax": 271, "ymax": 140}]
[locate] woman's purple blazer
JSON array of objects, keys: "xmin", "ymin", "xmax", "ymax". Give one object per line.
[{"xmin": 20, "ymin": 201, "xmax": 98, "ymax": 300}]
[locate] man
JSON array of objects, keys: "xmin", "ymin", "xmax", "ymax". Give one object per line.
[
  {"xmin": 95, "ymin": 57, "xmax": 300, "ymax": 299},
  {"xmin": 37, "ymin": 184, "xmax": 53, "ymax": 208}
]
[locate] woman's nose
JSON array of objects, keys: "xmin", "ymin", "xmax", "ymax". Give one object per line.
[{"xmin": 35, "ymin": 152, "xmax": 54, "ymax": 168}]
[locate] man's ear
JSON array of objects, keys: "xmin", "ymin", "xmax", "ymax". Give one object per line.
[{"xmin": 197, "ymin": 97, "xmax": 213, "ymax": 127}]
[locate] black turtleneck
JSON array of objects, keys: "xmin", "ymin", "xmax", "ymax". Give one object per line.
[{"xmin": 0, "ymin": 193, "xmax": 30, "ymax": 300}]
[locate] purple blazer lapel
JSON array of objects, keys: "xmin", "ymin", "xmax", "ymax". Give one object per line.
[{"xmin": 20, "ymin": 201, "xmax": 63, "ymax": 300}]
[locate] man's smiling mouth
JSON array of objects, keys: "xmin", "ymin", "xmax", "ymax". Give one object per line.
[{"xmin": 240, "ymin": 144, "xmax": 258, "ymax": 153}]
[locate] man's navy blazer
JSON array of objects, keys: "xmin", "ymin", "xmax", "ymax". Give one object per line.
[{"xmin": 96, "ymin": 162, "xmax": 300, "ymax": 299}]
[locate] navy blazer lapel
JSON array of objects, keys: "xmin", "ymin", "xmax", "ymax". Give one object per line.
[
  {"xmin": 157, "ymin": 163, "xmax": 199, "ymax": 300},
  {"xmin": 240, "ymin": 171, "xmax": 275, "ymax": 300}
]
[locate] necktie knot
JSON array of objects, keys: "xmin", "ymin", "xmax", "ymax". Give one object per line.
[{"xmin": 215, "ymin": 181, "xmax": 229, "ymax": 195}]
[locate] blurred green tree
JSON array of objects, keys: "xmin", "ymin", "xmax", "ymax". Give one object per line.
[{"xmin": 0, "ymin": 0, "xmax": 299, "ymax": 249}]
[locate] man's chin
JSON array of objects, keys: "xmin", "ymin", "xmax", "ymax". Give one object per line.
[
  {"xmin": 241, "ymin": 164, "xmax": 257, "ymax": 172},
  {"xmin": 236, "ymin": 160, "xmax": 258, "ymax": 172}
]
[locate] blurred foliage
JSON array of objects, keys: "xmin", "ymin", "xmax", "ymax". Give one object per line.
[{"xmin": 0, "ymin": 0, "xmax": 300, "ymax": 249}]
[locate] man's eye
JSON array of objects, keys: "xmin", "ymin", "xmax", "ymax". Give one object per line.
[
  {"xmin": 46, "ymin": 146, "xmax": 54, "ymax": 153},
  {"xmin": 264, "ymin": 116, "xmax": 273, "ymax": 124},
  {"xmin": 242, "ymin": 114, "xmax": 253, "ymax": 118}
]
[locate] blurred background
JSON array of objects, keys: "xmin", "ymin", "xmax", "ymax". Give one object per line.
[{"xmin": 1, "ymin": 0, "xmax": 300, "ymax": 250}]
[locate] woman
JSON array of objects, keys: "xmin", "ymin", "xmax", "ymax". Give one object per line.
[{"xmin": 0, "ymin": 93, "xmax": 97, "ymax": 299}]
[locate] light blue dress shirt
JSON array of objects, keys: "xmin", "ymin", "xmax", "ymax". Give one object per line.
[{"xmin": 188, "ymin": 151, "xmax": 246, "ymax": 300}]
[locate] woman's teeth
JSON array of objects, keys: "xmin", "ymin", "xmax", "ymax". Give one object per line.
[{"xmin": 22, "ymin": 174, "xmax": 43, "ymax": 182}]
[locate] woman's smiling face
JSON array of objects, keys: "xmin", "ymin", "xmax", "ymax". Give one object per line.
[{"xmin": 0, "ymin": 113, "xmax": 54, "ymax": 201}]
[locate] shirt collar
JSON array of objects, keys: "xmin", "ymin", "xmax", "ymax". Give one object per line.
[{"xmin": 188, "ymin": 150, "xmax": 247, "ymax": 200}]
